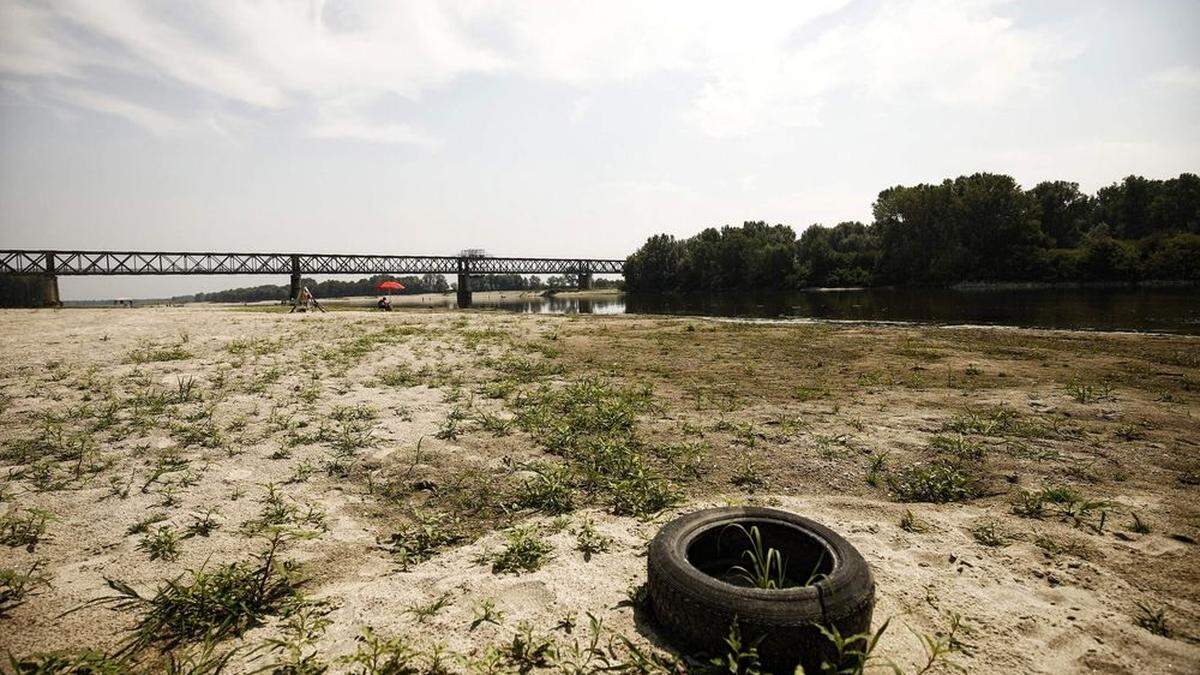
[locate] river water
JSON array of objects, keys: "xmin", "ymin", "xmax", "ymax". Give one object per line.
[{"xmin": 469, "ymin": 287, "xmax": 1200, "ymax": 335}]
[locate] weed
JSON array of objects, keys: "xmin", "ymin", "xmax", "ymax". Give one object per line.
[
  {"xmin": 809, "ymin": 616, "xmax": 892, "ymax": 675},
  {"xmin": 0, "ymin": 559, "xmax": 49, "ymax": 618},
  {"xmin": 127, "ymin": 340, "xmax": 191, "ymax": 364},
  {"xmin": 0, "ymin": 507, "xmax": 54, "ymax": 552},
  {"xmin": 382, "ymin": 510, "xmax": 466, "ymax": 569},
  {"xmin": 866, "ymin": 453, "xmax": 888, "ymax": 487},
  {"xmin": 516, "ymin": 464, "xmax": 577, "ymax": 515},
  {"xmin": 404, "ymin": 592, "xmax": 452, "ymax": 623},
  {"xmin": 469, "ymin": 598, "xmax": 505, "ymax": 631},
  {"xmin": 708, "ymin": 621, "xmax": 763, "ymax": 674},
  {"xmin": 899, "ymin": 509, "xmax": 927, "ymax": 533},
  {"xmin": 574, "ymin": 518, "xmax": 613, "ymax": 561},
  {"xmin": 730, "ymin": 455, "xmax": 766, "ymax": 491},
  {"xmin": 928, "ymin": 434, "xmax": 985, "ymax": 461},
  {"xmin": 184, "ymin": 508, "xmax": 221, "ymax": 538},
  {"xmin": 969, "ymin": 519, "xmax": 1007, "ymax": 547},
  {"xmin": 891, "ymin": 463, "xmax": 976, "ymax": 503},
  {"xmin": 338, "ymin": 626, "xmax": 420, "ymax": 673},
  {"xmin": 1065, "ymin": 379, "xmax": 1115, "ymax": 404},
  {"xmin": 481, "ymin": 525, "xmax": 553, "ymax": 575},
  {"xmin": 1012, "ymin": 486, "xmax": 1112, "ymax": 532},
  {"xmin": 138, "ymin": 525, "xmax": 182, "ymax": 562},
  {"xmin": 721, "ymin": 524, "xmax": 791, "ymax": 590},
  {"xmin": 76, "ymin": 532, "xmax": 305, "ymax": 654},
  {"xmin": 1128, "ymin": 512, "xmax": 1151, "ymax": 534},
  {"xmin": 264, "ymin": 600, "xmax": 332, "ymax": 673},
  {"xmin": 126, "ymin": 513, "xmax": 169, "ymax": 539}
]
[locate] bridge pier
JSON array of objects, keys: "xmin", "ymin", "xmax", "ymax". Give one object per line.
[
  {"xmin": 578, "ymin": 272, "xmax": 593, "ymax": 290},
  {"xmin": 456, "ymin": 273, "xmax": 472, "ymax": 308},
  {"xmin": 0, "ymin": 274, "xmax": 59, "ymax": 308},
  {"xmin": 289, "ymin": 255, "xmax": 301, "ymax": 303}
]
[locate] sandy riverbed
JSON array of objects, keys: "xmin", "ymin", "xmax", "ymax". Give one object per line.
[{"xmin": 0, "ymin": 306, "xmax": 1197, "ymax": 672}]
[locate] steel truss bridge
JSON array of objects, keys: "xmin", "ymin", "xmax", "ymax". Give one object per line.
[{"xmin": 0, "ymin": 249, "xmax": 626, "ymax": 307}]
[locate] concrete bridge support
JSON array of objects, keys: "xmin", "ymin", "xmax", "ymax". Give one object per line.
[
  {"xmin": 289, "ymin": 255, "xmax": 301, "ymax": 303},
  {"xmin": 456, "ymin": 273, "xmax": 472, "ymax": 308},
  {"xmin": 0, "ymin": 274, "xmax": 59, "ymax": 307},
  {"xmin": 578, "ymin": 272, "xmax": 593, "ymax": 290}
]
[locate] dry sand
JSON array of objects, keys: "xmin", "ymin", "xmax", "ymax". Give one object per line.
[{"xmin": 0, "ymin": 306, "xmax": 1197, "ymax": 672}]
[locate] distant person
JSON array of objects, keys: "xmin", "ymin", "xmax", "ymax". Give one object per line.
[{"xmin": 377, "ymin": 296, "xmax": 392, "ymax": 311}]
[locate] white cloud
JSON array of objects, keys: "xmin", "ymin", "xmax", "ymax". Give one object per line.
[
  {"xmin": 46, "ymin": 84, "xmax": 182, "ymax": 136},
  {"xmin": 1151, "ymin": 65, "xmax": 1200, "ymax": 90},
  {"xmin": 0, "ymin": 0, "xmax": 1078, "ymax": 142}
]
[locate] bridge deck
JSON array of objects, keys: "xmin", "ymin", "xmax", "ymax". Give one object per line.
[{"xmin": 0, "ymin": 250, "xmax": 624, "ymax": 276}]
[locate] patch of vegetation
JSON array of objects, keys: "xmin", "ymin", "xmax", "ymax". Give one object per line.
[
  {"xmin": 76, "ymin": 533, "xmax": 305, "ymax": 655},
  {"xmin": 970, "ymin": 519, "xmax": 1007, "ymax": 547},
  {"xmin": 404, "ymin": 592, "xmax": 452, "ymax": 624},
  {"xmin": 0, "ymin": 560, "xmax": 49, "ymax": 618},
  {"xmin": 137, "ymin": 525, "xmax": 181, "ymax": 562},
  {"xmin": 1065, "ymin": 379, "xmax": 1116, "ymax": 404},
  {"xmin": 574, "ymin": 518, "xmax": 613, "ymax": 561},
  {"xmin": 890, "ymin": 463, "xmax": 977, "ymax": 503},
  {"xmin": 0, "ymin": 507, "xmax": 54, "ymax": 552},
  {"xmin": 1012, "ymin": 486, "xmax": 1113, "ymax": 533},
  {"xmin": 126, "ymin": 340, "xmax": 192, "ymax": 364},
  {"xmin": 515, "ymin": 463, "xmax": 577, "ymax": 515},
  {"xmin": 513, "ymin": 378, "xmax": 678, "ymax": 519},
  {"xmin": 480, "ymin": 525, "xmax": 553, "ymax": 575},
  {"xmin": 928, "ymin": 434, "xmax": 985, "ymax": 461},
  {"xmin": 382, "ymin": 510, "xmax": 467, "ymax": 569}
]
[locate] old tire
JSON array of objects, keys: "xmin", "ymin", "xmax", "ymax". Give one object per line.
[{"xmin": 647, "ymin": 506, "xmax": 875, "ymax": 672}]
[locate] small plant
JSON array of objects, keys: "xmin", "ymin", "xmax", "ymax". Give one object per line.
[
  {"xmin": 0, "ymin": 508, "xmax": 54, "ymax": 552},
  {"xmin": 404, "ymin": 592, "xmax": 452, "ymax": 623},
  {"xmin": 574, "ymin": 518, "xmax": 613, "ymax": 561},
  {"xmin": 730, "ymin": 455, "xmax": 766, "ymax": 491},
  {"xmin": 516, "ymin": 464, "xmax": 577, "ymax": 515},
  {"xmin": 899, "ymin": 509, "xmax": 927, "ymax": 533},
  {"xmin": 866, "ymin": 452, "xmax": 888, "ymax": 487},
  {"xmin": 721, "ymin": 524, "xmax": 790, "ymax": 590},
  {"xmin": 891, "ymin": 463, "xmax": 976, "ymax": 503},
  {"xmin": 382, "ymin": 510, "xmax": 466, "ymax": 569},
  {"xmin": 184, "ymin": 508, "xmax": 221, "ymax": 538},
  {"xmin": 1128, "ymin": 512, "xmax": 1151, "ymax": 534},
  {"xmin": 1012, "ymin": 486, "xmax": 1112, "ymax": 533},
  {"xmin": 481, "ymin": 525, "xmax": 553, "ymax": 575},
  {"xmin": 138, "ymin": 525, "xmax": 181, "ymax": 562},
  {"xmin": 0, "ymin": 559, "xmax": 50, "ymax": 618},
  {"xmin": 74, "ymin": 532, "xmax": 305, "ymax": 654},
  {"xmin": 810, "ymin": 616, "xmax": 892, "ymax": 675},
  {"xmin": 1134, "ymin": 601, "xmax": 1169, "ymax": 637},
  {"xmin": 969, "ymin": 519, "xmax": 1007, "ymax": 547},
  {"xmin": 928, "ymin": 434, "xmax": 985, "ymax": 461},
  {"xmin": 1065, "ymin": 379, "xmax": 1115, "ymax": 404},
  {"xmin": 709, "ymin": 621, "xmax": 763, "ymax": 674},
  {"xmin": 469, "ymin": 598, "xmax": 506, "ymax": 631},
  {"xmin": 127, "ymin": 513, "xmax": 170, "ymax": 536},
  {"xmin": 338, "ymin": 626, "xmax": 420, "ymax": 673}
]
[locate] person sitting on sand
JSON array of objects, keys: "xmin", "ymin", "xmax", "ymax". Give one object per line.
[{"xmin": 377, "ymin": 296, "xmax": 392, "ymax": 311}]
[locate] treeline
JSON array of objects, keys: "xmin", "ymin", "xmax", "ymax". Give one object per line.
[
  {"xmin": 625, "ymin": 173, "xmax": 1200, "ymax": 291},
  {"xmin": 186, "ymin": 272, "xmax": 611, "ymax": 303}
]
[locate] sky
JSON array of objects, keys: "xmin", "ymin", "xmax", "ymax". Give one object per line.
[{"xmin": 1, "ymin": 0, "xmax": 1198, "ymax": 300}]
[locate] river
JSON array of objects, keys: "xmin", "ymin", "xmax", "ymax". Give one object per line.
[{"xmin": 468, "ymin": 286, "xmax": 1200, "ymax": 335}]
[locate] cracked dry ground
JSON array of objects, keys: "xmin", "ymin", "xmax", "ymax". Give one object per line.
[{"xmin": 0, "ymin": 306, "xmax": 1197, "ymax": 673}]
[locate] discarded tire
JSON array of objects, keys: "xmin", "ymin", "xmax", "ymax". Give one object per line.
[{"xmin": 647, "ymin": 506, "xmax": 875, "ymax": 671}]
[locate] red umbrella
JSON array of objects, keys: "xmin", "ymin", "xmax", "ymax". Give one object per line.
[{"xmin": 377, "ymin": 280, "xmax": 405, "ymax": 293}]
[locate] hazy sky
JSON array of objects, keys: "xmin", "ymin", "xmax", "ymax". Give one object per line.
[{"xmin": 2, "ymin": 0, "xmax": 1198, "ymax": 299}]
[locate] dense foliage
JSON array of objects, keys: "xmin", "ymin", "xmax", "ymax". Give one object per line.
[{"xmin": 625, "ymin": 173, "xmax": 1200, "ymax": 291}]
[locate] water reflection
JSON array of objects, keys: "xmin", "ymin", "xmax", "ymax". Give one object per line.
[{"xmin": 469, "ymin": 287, "xmax": 1200, "ymax": 334}]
